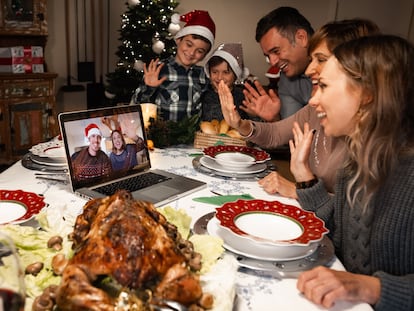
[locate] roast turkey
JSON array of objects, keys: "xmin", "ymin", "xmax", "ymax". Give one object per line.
[{"xmin": 54, "ymin": 190, "xmax": 210, "ymax": 310}]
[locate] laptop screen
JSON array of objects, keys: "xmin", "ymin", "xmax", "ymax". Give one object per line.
[{"xmin": 59, "ymin": 105, "xmax": 150, "ymax": 191}]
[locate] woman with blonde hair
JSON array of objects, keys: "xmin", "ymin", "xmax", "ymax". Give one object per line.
[{"xmin": 291, "ymin": 35, "xmax": 414, "ymax": 310}]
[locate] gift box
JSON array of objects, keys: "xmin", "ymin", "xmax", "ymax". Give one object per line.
[{"xmin": 0, "ymin": 46, "xmax": 44, "ymax": 73}]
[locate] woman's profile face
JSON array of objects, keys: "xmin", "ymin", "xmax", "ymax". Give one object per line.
[
  {"xmin": 309, "ymin": 57, "xmax": 361, "ymax": 137},
  {"xmin": 305, "ymin": 40, "xmax": 331, "ymax": 97},
  {"xmin": 112, "ymin": 131, "xmax": 124, "ymax": 151}
]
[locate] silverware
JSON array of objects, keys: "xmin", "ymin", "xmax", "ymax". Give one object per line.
[{"xmin": 35, "ymin": 176, "xmax": 68, "ymax": 184}]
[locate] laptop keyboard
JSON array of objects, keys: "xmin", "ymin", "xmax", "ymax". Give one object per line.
[{"xmin": 94, "ymin": 172, "xmax": 171, "ymax": 196}]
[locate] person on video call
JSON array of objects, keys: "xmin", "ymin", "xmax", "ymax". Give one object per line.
[
  {"xmin": 71, "ymin": 123, "xmax": 112, "ymax": 182},
  {"xmin": 101, "ymin": 114, "xmax": 147, "ymax": 173}
]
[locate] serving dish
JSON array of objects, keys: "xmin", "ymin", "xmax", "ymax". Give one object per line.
[
  {"xmin": 214, "ymin": 199, "xmax": 328, "ymax": 260},
  {"xmin": 203, "ymin": 145, "xmax": 270, "ymax": 163},
  {"xmin": 0, "ymin": 189, "xmax": 46, "ymax": 224},
  {"xmin": 214, "ymin": 152, "xmax": 256, "ymax": 169},
  {"xmin": 199, "ymin": 156, "xmax": 266, "ymax": 174}
]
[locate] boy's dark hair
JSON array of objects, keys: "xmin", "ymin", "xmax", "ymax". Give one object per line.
[
  {"xmin": 207, "ymin": 55, "xmax": 235, "ymax": 76},
  {"xmin": 255, "ymin": 7, "xmax": 314, "ymax": 44}
]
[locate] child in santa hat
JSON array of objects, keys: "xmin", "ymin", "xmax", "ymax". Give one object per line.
[
  {"xmin": 132, "ymin": 10, "xmax": 215, "ymax": 122},
  {"xmin": 201, "ymin": 42, "xmax": 259, "ymax": 122}
]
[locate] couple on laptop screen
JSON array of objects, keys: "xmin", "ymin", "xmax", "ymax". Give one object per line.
[
  {"xmin": 65, "ymin": 110, "xmax": 148, "ymax": 189},
  {"xmin": 59, "ymin": 105, "xmax": 206, "ymax": 206}
]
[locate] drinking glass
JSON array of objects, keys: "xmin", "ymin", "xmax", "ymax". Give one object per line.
[{"xmin": 0, "ymin": 231, "xmax": 25, "ymax": 311}]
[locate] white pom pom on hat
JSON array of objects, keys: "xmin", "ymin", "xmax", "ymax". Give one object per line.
[
  {"xmin": 175, "ymin": 10, "xmax": 215, "ymax": 47},
  {"xmin": 205, "ymin": 43, "xmax": 249, "ymax": 82}
]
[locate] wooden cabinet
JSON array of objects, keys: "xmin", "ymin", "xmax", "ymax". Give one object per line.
[
  {"xmin": 0, "ymin": 0, "xmax": 57, "ymax": 163},
  {"xmin": 0, "ymin": 72, "xmax": 58, "ymax": 163}
]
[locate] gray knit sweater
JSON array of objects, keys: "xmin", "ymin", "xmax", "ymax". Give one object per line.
[{"xmin": 297, "ymin": 156, "xmax": 414, "ymax": 311}]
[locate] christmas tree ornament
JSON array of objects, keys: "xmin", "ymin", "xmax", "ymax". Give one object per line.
[
  {"xmin": 168, "ymin": 22, "xmax": 180, "ymax": 35},
  {"xmin": 152, "ymin": 40, "xmax": 165, "ymax": 54},
  {"xmin": 171, "ymin": 13, "xmax": 180, "ymax": 24},
  {"xmin": 152, "ymin": 32, "xmax": 161, "ymax": 43},
  {"xmin": 127, "ymin": 0, "xmax": 140, "ymax": 6},
  {"xmin": 133, "ymin": 60, "xmax": 144, "ymax": 71}
]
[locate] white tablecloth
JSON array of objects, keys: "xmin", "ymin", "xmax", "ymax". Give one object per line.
[{"xmin": 0, "ymin": 146, "xmax": 373, "ymax": 311}]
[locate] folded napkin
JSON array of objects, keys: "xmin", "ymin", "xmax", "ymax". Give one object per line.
[{"xmin": 193, "ymin": 194, "xmax": 254, "ymax": 205}]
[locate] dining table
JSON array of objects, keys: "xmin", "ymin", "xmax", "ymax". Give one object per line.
[{"xmin": 0, "ymin": 145, "xmax": 374, "ymax": 311}]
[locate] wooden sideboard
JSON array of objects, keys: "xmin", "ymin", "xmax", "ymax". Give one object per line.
[
  {"xmin": 0, "ymin": 0, "xmax": 59, "ymax": 164},
  {"xmin": 0, "ymin": 72, "xmax": 58, "ymax": 163}
]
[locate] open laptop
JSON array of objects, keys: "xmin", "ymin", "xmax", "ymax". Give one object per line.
[{"xmin": 58, "ymin": 104, "xmax": 206, "ymax": 207}]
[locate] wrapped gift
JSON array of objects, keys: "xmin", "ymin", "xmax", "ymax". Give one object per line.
[{"xmin": 0, "ymin": 46, "xmax": 44, "ymax": 73}]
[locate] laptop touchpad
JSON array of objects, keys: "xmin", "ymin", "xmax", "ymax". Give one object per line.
[{"xmin": 138, "ymin": 185, "xmax": 179, "ymax": 200}]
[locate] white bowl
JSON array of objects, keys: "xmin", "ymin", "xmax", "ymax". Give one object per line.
[
  {"xmin": 214, "ymin": 199, "xmax": 329, "ymax": 261},
  {"xmin": 214, "ymin": 152, "xmax": 256, "ymax": 169}
]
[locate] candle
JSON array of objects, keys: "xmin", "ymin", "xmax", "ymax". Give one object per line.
[{"xmin": 140, "ymin": 103, "xmax": 157, "ymax": 129}]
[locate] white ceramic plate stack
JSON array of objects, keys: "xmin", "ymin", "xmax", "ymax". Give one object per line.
[
  {"xmin": 29, "ymin": 139, "xmax": 67, "ymax": 166},
  {"xmin": 208, "ymin": 199, "xmax": 329, "ymax": 262},
  {"xmin": 200, "ymin": 145, "xmax": 271, "ymax": 175}
]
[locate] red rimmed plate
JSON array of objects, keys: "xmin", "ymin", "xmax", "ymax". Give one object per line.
[
  {"xmin": 0, "ymin": 190, "xmax": 46, "ymax": 224},
  {"xmin": 216, "ymin": 199, "xmax": 328, "ymax": 245},
  {"xmin": 214, "ymin": 200, "xmax": 328, "ymax": 260},
  {"xmin": 29, "ymin": 140, "xmax": 65, "ymax": 159},
  {"xmin": 203, "ymin": 145, "xmax": 270, "ymax": 163}
]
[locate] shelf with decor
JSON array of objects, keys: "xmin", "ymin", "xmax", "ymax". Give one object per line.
[{"xmin": 0, "ymin": 0, "xmax": 58, "ymax": 164}]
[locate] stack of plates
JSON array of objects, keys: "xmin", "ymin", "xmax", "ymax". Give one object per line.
[
  {"xmin": 200, "ymin": 199, "xmax": 333, "ymax": 272},
  {"xmin": 22, "ymin": 139, "xmax": 68, "ymax": 172},
  {"xmin": 196, "ymin": 145, "xmax": 271, "ymax": 178}
]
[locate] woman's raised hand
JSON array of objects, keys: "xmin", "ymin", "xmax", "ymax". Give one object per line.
[{"xmin": 289, "ymin": 122, "xmax": 315, "ymax": 182}]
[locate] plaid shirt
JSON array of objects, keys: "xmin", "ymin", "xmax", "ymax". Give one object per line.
[{"xmin": 132, "ymin": 56, "xmax": 209, "ymax": 122}]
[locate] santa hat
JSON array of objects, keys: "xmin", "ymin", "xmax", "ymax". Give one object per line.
[
  {"xmin": 175, "ymin": 10, "xmax": 215, "ymax": 47},
  {"xmin": 205, "ymin": 43, "xmax": 250, "ymax": 82},
  {"xmin": 265, "ymin": 65, "xmax": 281, "ymax": 79},
  {"xmin": 85, "ymin": 123, "xmax": 102, "ymax": 138}
]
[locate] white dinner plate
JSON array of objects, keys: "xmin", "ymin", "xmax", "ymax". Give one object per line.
[
  {"xmin": 0, "ymin": 190, "xmax": 46, "ymax": 224},
  {"xmin": 29, "ymin": 153, "xmax": 67, "ymax": 167},
  {"xmin": 200, "ymin": 156, "xmax": 266, "ymax": 174},
  {"xmin": 207, "ymin": 217, "xmax": 318, "ymax": 261},
  {"xmin": 29, "ymin": 140, "xmax": 66, "ymax": 159}
]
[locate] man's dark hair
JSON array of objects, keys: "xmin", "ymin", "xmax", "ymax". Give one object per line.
[{"xmin": 255, "ymin": 7, "xmax": 314, "ymax": 44}]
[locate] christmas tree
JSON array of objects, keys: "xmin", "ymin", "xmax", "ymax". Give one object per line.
[{"xmin": 105, "ymin": 0, "xmax": 180, "ymax": 104}]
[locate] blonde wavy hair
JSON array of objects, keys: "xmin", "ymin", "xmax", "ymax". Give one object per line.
[{"xmin": 333, "ymin": 35, "xmax": 414, "ymax": 211}]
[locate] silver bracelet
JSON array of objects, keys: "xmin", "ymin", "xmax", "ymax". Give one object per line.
[{"xmin": 241, "ymin": 122, "xmax": 256, "ymax": 138}]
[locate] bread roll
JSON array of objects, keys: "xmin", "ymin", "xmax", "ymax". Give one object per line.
[
  {"xmin": 219, "ymin": 119, "xmax": 230, "ymax": 134},
  {"xmin": 210, "ymin": 119, "xmax": 220, "ymax": 133},
  {"xmin": 226, "ymin": 129, "xmax": 242, "ymax": 139},
  {"xmin": 200, "ymin": 121, "xmax": 218, "ymax": 135}
]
